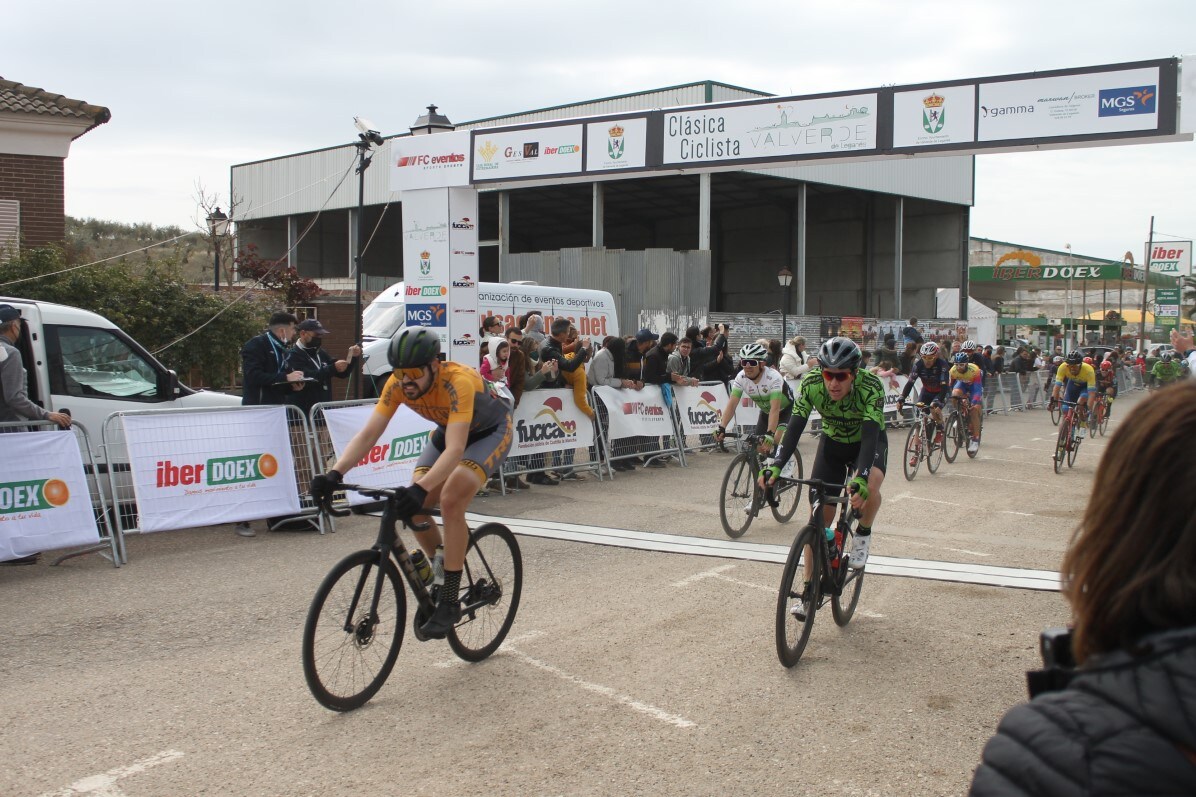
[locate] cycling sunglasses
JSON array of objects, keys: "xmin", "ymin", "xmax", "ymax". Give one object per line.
[
  {"xmin": 821, "ymin": 369, "xmax": 854, "ymax": 383},
  {"xmin": 740, "ymin": 359, "xmax": 761, "ymax": 367},
  {"xmin": 397, "ymin": 366, "xmax": 430, "ymax": 381}
]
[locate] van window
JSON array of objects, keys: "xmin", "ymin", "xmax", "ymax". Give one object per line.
[
  {"xmin": 363, "ymin": 302, "xmax": 405, "ymax": 339},
  {"xmin": 45, "ymin": 325, "xmax": 160, "ymax": 400}
]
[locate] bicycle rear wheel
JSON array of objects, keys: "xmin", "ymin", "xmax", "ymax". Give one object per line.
[
  {"xmin": 776, "ymin": 525, "xmax": 821, "ymax": 668},
  {"xmin": 719, "ymin": 453, "xmax": 759, "ymax": 538},
  {"xmin": 448, "ymin": 523, "xmax": 523, "ymax": 662},
  {"xmin": 769, "ymin": 452, "xmax": 804, "ymax": 523},
  {"xmin": 925, "ymin": 423, "xmax": 944, "ymax": 474},
  {"xmin": 902, "ymin": 424, "xmax": 921, "ymax": 481},
  {"xmin": 942, "ymin": 415, "xmax": 961, "ymax": 463},
  {"xmin": 832, "ymin": 525, "xmax": 865, "ymax": 627},
  {"xmin": 303, "ymin": 550, "xmax": 406, "ymax": 712},
  {"xmin": 1100, "ymin": 400, "xmax": 1111, "ymax": 435},
  {"xmin": 1067, "ymin": 421, "xmax": 1081, "ymax": 467}
]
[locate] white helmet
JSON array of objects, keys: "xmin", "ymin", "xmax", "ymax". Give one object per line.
[
  {"xmin": 919, "ymin": 342, "xmax": 940, "ymax": 357},
  {"xmin": 961, "ymin": 339, "xmax": 978, "ymax": 352},
  {"xmin": 738, "ymin": 342, "xmax": 768, "ymax": 362}
]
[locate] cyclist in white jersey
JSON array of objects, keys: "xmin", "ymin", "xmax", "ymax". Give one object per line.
[{"xmin": 713, "ymin": 342, "xmax": 793, "ymax": 455}]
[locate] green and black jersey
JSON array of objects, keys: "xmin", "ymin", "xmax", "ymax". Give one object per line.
[
  {"xmin": 774, "ymin": 367, "xmax": 887, "ymax": 479},
  {"xmin": 791, "ymin": 368, "xmax": 885, "ymax": 443}
]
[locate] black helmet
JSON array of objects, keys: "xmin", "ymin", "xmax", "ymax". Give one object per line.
[
  {"xmin": 1065, "ymin": 350, "xmax": 1083, "ymax": 365},
  {"xmin": 818, "ymin": 336, "xmax": 862, "ymax": 371},
  {"xmin": 388, "ymin": 328, "xmax": 441, "ymax": 369}
]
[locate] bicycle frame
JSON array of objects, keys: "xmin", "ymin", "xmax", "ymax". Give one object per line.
[{"xmin": 796, "ymin": 478, "xmax": 859, "ymax": 598}]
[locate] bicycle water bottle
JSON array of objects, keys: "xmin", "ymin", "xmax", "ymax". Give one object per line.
[
  {"xmin": 409, "ymin": 549, "xmax": 433, "ymax": 586},
  {"xmin": 824, "ymin": 527, "xmax": 840, "ymax": 569},
  {"xmin": 833, "ymin": 526, "xmax": 844, "ymax": 569}
]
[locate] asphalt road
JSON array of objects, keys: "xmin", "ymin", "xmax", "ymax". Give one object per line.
[{"xmin": 2, "ymin": 391, "xmax": 1135, "ymax": 796}]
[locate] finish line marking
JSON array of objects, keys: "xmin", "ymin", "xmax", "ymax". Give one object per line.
[
  {"xmin": 467, "ymin": 512, "xmax": 1060, "ymax": 592},
  {"xmin": 39, "ymin": 750, "xmax": 184, "ymax": 797}
]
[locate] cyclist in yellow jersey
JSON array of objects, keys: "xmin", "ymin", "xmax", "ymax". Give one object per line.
[
  {"xmin": 310, "ymin": 329, "xmax": 513, "ymax": 639},
  {"xmin": 948, "ymin": 351, "xmax": 985, "ymax": 454},
  {"xmin": 1052, "ymin": 350, "xmax": 1097, "ymax": 424}
]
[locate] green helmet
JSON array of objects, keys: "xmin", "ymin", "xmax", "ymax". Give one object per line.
[{"xmin": 388, "ymin": 328, "xmax": 441, "ymax": 369}]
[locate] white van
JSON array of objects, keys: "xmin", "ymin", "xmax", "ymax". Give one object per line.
[
  {"xmin": 360, "ymin": 282, "xmax": 619, "ymax": 389},
  {"xmin": 0, "ymin": 297, "xmax": 240, "ymax": 453}
]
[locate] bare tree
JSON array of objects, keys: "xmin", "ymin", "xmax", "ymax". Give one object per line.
[{"xmin": 194, "ymin": 182, "xmax": 242, "ymax": 289}]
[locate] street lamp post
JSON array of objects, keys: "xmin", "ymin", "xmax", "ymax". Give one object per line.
[
  {"xmin": 777, "ymin": 267, "xmax": 794, "ymax": 341},
  {"xmin": 207, "ymin": 207, "xmax": 229, "ymax": 292},
  {"xmin": 351, "ymin": 118, "xmax": 385, "ymax": 398},
  {"xmin": 1064, "ymin": 243, "xmax": 1073, "ymax": 354}
]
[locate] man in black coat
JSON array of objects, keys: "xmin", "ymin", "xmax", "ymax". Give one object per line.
[
  {"xmin": 285, "ymin": 318, "xmax": 362, "ymax": 417},
  {"xmin": 241, "ymin": 311, "xmax": 304, "ymax": 406}
]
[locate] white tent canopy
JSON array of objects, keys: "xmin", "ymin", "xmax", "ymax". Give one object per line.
[{"xmin": 937, "ymin": 289, "xmax": 998, "ymax": 345}]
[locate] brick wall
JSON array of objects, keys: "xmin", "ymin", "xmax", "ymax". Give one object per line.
[{"xmin": 0, "ymin": 153, "xmax": 65, "ymax": 248}]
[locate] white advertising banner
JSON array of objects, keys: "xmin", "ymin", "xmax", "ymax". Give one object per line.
[
  {"xmin": 978, "ymin": 66, "xmax": 1160, "ymax": 142},
  {"xmin": 323, "ymin": 403, "xmax": 437, "ymax": 506},
  {"xmin": 448, "ymin": 187, "xmax": 481, "ymax": 363},
  {"xmin": 0, "ymin": 431, "xmax": 99, "ymax": 561},
  {"xmin": 402, "ymin": 188, "xmax": 453, "ymax": 354},
  {"xmin": 472, "ymin": 124, "xmax": 584, "ymax": 181},
  {"xmin": 662, "ymin": 94, "xmax": 877, "ymax": 165},
  {"xmin": 123, "ymin": 407, "xmax": 300, "ymax": 532},
  {"xmin": 510, "ymin": 388, "xmax": 595, "ymax": 456},
  {"xmin": 674, "ymin": 383, "xmax": 729, "ymax": 435},
  {"xmin": 585, "ymin": 117, "xmax": 648, "ymax": 172},
  {"xmin": 1147, "ymin": 240, "xmax": 1192, "ymax": 276},
  {"xmin": 892, "ymin": 85, "xmax": 977, "ymax": 148},
  {"xmin": 390, "ymin": 130, "xmax": 471, "ymax": 192},
  {"xmin": 593, "ymin": 385, "xmax": 674, "ymax": 440}
]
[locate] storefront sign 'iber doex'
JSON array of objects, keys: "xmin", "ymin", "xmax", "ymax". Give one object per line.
[{"xmin": 123, "ymin": 407, "xmax": 300, "ymax": 532}]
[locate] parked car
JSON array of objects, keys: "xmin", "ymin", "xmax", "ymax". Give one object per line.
[{"xmin": 1147, "ymin": 343, "xmax": 1175, "ymax": 358}]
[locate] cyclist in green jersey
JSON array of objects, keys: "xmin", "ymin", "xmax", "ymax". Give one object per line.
[
  {"xmin": 1152, "ymin": 352, "xmax": 1182, "ymax": 387},
  {"xmin": 760, "ymin": 337, "xmax": 887, "ymax": 572}
]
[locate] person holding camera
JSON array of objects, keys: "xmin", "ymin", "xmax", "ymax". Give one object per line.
[{"xmin": 969, "ymin": 382, "xmax": 1196, "ymax": 795}]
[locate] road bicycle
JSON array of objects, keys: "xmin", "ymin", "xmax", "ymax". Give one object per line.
[
  {"xmin": 1052, "ymin": 400, "xmax": 1087, "ymax": 474},
  {"xmin": 302, "ymin": 484, "xmax": 522, "ymax": 711},
  {"xmin": 775, "ymin": 477, "xmax": 865, "ymax": 667},
  {"xmin": 901, "ymin": 402, "xmax": 944, "ymax": 481},
  {"xmin": 718, "ymin": 432, "xmax": 804, "ymax": 538},
  {"xmin": 1089, "ymin": 393, "xmax": 1111, "ymax": 436},
  {"xmin": 1049, "ymin": 395, "xmax": 1062, "ymax": 426},
  {"xmin": 942, "ymin": 394, "xmax": 983, "ymax": 463}
]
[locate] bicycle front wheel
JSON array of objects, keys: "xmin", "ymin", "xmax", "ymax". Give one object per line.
[
  {"xmin": 1049, "ymin": 401, "xmax": 1061, "ymax": 426},
  {"xmin": 303, "ymin": 550, "xmax": 406, "ymax": 712},
  {"xmin": 1067, "ymin": 422, "xmax": 1080, "ymax": 467},
  {"xmin": 902, "ymin": 424, "xmax": 921, "ymax": 481},
  {"xmin": 925, "ymin": 423, "xmax": 944, "ymax": 474},
  {"xmin": 448, "ymin": 523, "xmax": 523, "ymax": 662},
  {"xmin": 1053, "ymin": 416, "xmax": 1068, "ymax": 474},
  {"xmin": 776, "ymin": 525, "xmax": 821, "ymax": 668},
  {"xmin": 719, "ymin": 452, "xmax": 759, "ymax": 538},
  {"xmin": 942, "ymin": 415, "xmax": 961, "ymax": 463},
  {"xmin": 1100, "ymin": 401, "xmax": 1111, "ymax": 435},
  {"xmin": 769, "ymin": 452, "xmax": 804, "ymax": 523},
  {"xmin": 832, "ymin": 527, "xmax": 865, "ymax": 627}
]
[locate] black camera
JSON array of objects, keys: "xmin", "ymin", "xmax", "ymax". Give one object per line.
[{"xmin": 1026, "ymin": 626, "xmax": 1077, "ymax": 697}]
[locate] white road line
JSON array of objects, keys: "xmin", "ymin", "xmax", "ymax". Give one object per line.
[
  {"xmin": 434, "ymin": 630, "xmax": 545, "ymax": 668},
  {"xmin": 1008, "ymin": 445, "xmax": 1056, "ymax": 453},
  {"xmin": 895, "ymin": 494, "xmax": 961, "ymax": 506},
  {"xmin": 979, "ymin": 455, "xmax": 1053, "ymax": 467},
  {"xmin": 503, "ymin": 645, "xmax": 696, "ymax": 728},
  {"xmin": 1001, "ymin": 510, "xmax": 1038, "ymax": 517},
  {"xmin": 671, "ymin": 563, "xmax": 737, "ymax": 587},
  {"xmin": 39, "ymin": 750, "xmax": 184, "ymax": 797},
  {"xmin": 707, "ymin": 572, "xmax": 775, "ymax": 592},
  {"xmin": 857, "ymin": 610, "xmax": 887, "ymax": 619},
  {"xmin": 938, "ymin": 471, "xmax": 1043, "ymax": 487},
  {"xmin": 467, "ymin": 513, "xmax": 1061, "ymax": 591},
  {"xmin": 944, "ymin": 547, "xmax": 991, "ymax": 558}
]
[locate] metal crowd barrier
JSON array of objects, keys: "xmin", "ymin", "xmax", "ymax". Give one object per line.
[
  {"xmin": 0, "ymin": 419, "xmax": 118, "ymax": 567},
  {"xmin": 101, "ymin": 404, "xmax": 324, "ymax": 555},
  {"xmin": 591, "ymin": 385, "xmax": 686, "ymax": 474},
  {"xmin": 674, "ymin": 380, "xmax": 728, "ymax": 454}
]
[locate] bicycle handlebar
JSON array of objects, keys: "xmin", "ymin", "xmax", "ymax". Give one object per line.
[{"xmin": 317, "ymin": 483, "xmax": 433, "ymax": 529}]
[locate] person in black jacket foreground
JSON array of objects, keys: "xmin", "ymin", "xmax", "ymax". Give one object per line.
[{"xmin": 969, "ymin": 382, "xmax": 1196, "ymax": 795}]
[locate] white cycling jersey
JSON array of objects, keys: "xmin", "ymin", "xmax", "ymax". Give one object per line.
[{"xmin": 729, "ymin": 366, "xmax": 789, "ymax": 411}]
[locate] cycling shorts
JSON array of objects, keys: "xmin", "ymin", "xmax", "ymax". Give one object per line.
[
  {"xmin": 953, "ymin": 379, "xmax": 983, "ymax": 403},
  {"xmin": 413, "ymin": 416, "xmax": 513, "ymax": 485},
  {"xmin": 917, "ymin": 388, "xmax": 944, "ymax": 407},
  {"xmin": 752, "ymin": 403, "xmax": 792, "ymax": 437},
  {"xmin": 1062, "ymin": 380, "xmax": 1093, "ymax": 406},
  {"xmin": 809, "ymin": 431, "xmax": 888, "ymax": 502}
]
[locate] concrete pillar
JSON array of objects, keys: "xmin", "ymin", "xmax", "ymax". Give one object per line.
[
  {"xmin": 699, "ymin": 173, "xmax": 711, "ymax": 250},
  {"xmin": 794, "ymin": 183, "xmax": 807, "ymax": 315},
  {"xmin": 498, "ymin": 191, "xmax": 510, "ymax": 280},
  {"xmin": 287, "ymin": 215, "xmax": 300, "ymax": 272},
  {"xmin": 894, "ymin": 197, "xmax": 904, "ymax": 319},
  {"xmin": 592, "ymin": 183, "xmax": 604, "ymax": 247}
]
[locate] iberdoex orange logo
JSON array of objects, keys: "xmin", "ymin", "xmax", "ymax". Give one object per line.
[
  {"xmin": 516, "ymin": 396, "xmax": 578, "ymax": 445},
  {"xmin": 687, "ymin": 390, "xmax": 721, "ymax": 426},
  {"xmin": 0, "ymin": 478, "xmax": 70, "ymax": 515},
  {"xmin": 156, "ymin": 454, "xmax": 279, "ymax": 489}
]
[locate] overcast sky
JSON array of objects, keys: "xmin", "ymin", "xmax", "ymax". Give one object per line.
[{"xmin": 7, "ymin": 0, "xmax": 1194, "ymax": 261}]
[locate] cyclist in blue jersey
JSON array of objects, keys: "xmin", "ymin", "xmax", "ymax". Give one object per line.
[{"xmin": 896, "ymin": 341, "xmax": 951, "ymax": 434}]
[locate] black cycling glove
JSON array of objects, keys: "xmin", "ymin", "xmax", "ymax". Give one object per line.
[{"xmin": 310, "ymin": 469, "xmax": 343, "ymax": 506}]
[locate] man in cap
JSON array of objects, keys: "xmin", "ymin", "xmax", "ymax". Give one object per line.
[
  {"xmin": 285, "ymin": 318, "xmax": 362, "ymax": 417},
  {"xmin": 0, "ymin": 304, "xmax": 70, "ymax": 564}
]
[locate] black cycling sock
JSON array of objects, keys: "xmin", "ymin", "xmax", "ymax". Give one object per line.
[
  {"xmin": 857, "ymin": 525, "xmax": 872, "ymax": 537},
  {"xmin": 441, "ymin": 569, "xmax": 462, "ymax": 605}
]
